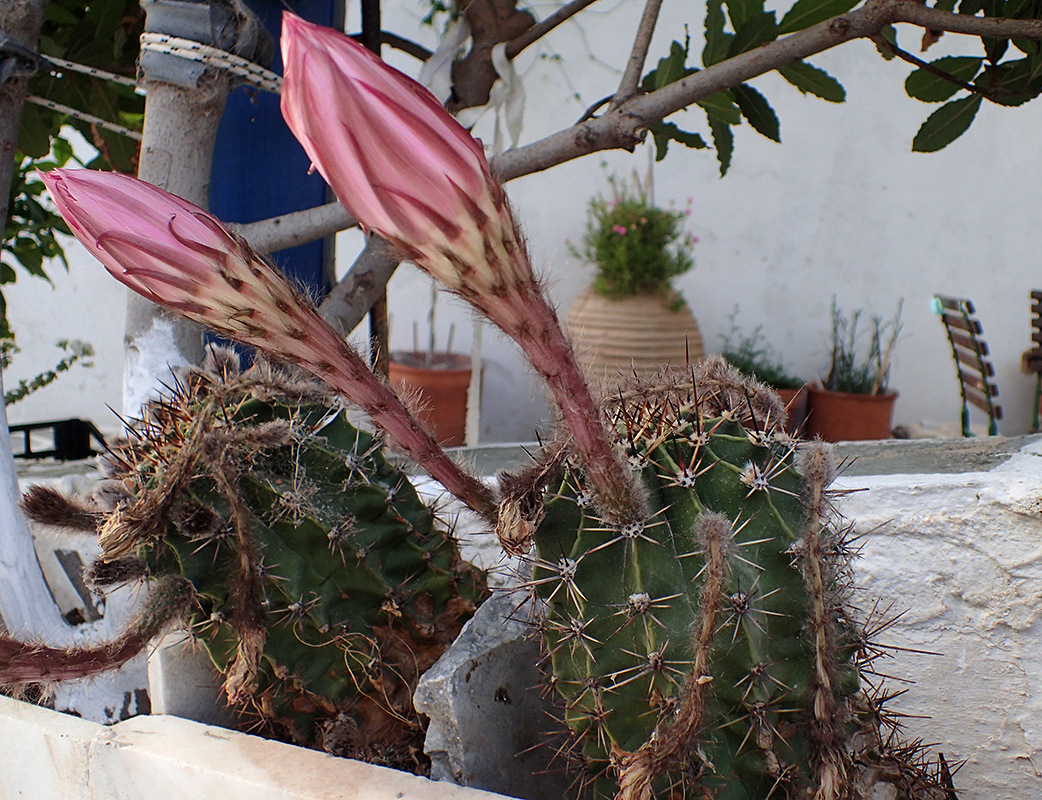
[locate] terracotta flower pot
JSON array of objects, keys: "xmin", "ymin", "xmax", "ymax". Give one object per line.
[
  {"xmin": 388, "ymin": 352, "xmax": 472, "ymax": 447},
  {"xmin": 805, "ymin": 385, "xmax": 898, "ymax": 442},
  {"xmin": 565, "ymin": 287, "xmax": 704, "ymax": 381}
]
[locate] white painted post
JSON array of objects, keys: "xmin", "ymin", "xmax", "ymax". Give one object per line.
[{"xmin": 0, "ymin": 373, "xmax": 68, "ymax": 642}]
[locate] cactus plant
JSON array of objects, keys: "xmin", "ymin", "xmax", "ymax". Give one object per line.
[
  {"xmin": 23, "ymin": 18, "xmax": 956, "ymax": 796},
  {"xmin": 514, "ymin": 359, "xmax": 953, "ymax": 799},
  {"xmin": 19, "ymin": 352, "xmax": 487, "ymax": 767}
]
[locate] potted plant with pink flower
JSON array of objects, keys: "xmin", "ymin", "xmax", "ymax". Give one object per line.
[{"xmin": 566, "ymin": 174, "xmax": 704, "ymax": 381}]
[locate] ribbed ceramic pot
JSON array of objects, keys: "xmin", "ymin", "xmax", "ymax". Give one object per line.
[{"xmin": 565, "ymin": 287, "xmax": 704, "ymax": 381}]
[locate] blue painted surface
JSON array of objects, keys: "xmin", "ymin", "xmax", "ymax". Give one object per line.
[{"xmin": 210, "ymin": 0, "xmax": 342, "ymax": 298}]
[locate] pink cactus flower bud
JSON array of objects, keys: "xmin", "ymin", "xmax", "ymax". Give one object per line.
[
  {"xmin": 41, "ymin": 168, "xmax": 498, "ymax": 524},
  {"xmin": 279, "ymin": 14, "xmax": 647, "ymax": 530},
  {"xmin": 613, "ymin": 225, "xmax": 628, "ymax": 236},
  {"xmin": 280, "ymin": 12, "xmax": 528, "ymax": 298}
]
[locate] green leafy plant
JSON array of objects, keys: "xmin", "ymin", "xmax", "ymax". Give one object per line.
[
  {"xmin": 4, "ymin": 0, "xmax": 143, "ymax": 339},
  {"xmin": 572, "ymin": 174, "xmax": 695, "ymax": 299},
  {"xmin": 1, "ymin": 338, "xmax": 94, "ymax": 406},
  {"xmin": 822, "ymin": 298, "xmax": 903, "ymax": 396},
  {"xmin": 1, "ymin": 148, "xmax": 76, "ymax": 339},
  {"xmin": 720, "ymin": 310, "xmax": 804, "ymax": 390}
]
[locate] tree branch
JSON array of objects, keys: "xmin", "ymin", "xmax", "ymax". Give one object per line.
[
  {"xmin": 231, "ymin": 201, "xmax": 357, "ymax": 255},
  {"xmin": 317, "ymin": 236, "xmax": 402, "ymax": 337},
  {"xmin": 241, "ymin": 0, "xmax": 1042, "ymax": 334},
  {"xmin": 896, "ymin": 1, "xmax": 1042, "ymax": 38},
  {"xmin": 506, "ymin": 0, "xmax": 603, "ymax": 58},
  {"xmin": 612, "ymin": 0, "xmax": 665, "ymax": 107}
]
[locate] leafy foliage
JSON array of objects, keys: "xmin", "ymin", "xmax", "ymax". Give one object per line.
[
  {"xmin": 572, "ymin": 175, "xmax": 695, "ymax": 298},
  {"xmin": 893, "ymin": 0, "xmax": 1042, "ymax": 150},
  {"xmin": 822, "ymin": 298, "xmax": 903, "ymax": 395},
  {"xmin": 22, "ymin": 0, "xmax": 144, "ymax": 171},
  {"xmin": 719, "ymin": 310, "xmax": 805, "ymax": 389},
  {"xmin": 1, "ymin": 149, "xmax": 75, "ymax": 339},
  {"xmin": 4, "ymin": 0, "xmax": 143, "ymax": 340},
  {"xmin": 1, "ymin": 339, "xmax": 94, "ymax": 406},
  {"xmin": 643, "ymin": 8, "xmax": 845, "ymax": 174}
]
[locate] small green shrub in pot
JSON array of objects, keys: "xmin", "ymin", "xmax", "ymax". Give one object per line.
[
  {"xmin": 822, "ymin": 298, "xmax": 903, "ymax": 396},
  {"xmin": 572, "ymin": 175, "xmax": 695, "ymax": 300},
  {"xmin": 719, "ymin": 311, "xmax": 804, "ymax": 390},
  {"xmin": 808, "ymin": 298, "xmax": 904, "ymax": 441}
]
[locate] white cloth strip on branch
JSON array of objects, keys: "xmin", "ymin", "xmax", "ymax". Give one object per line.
[
  {"xmin": 25, "ymin": 95, "xmax": 144, "ymax": 141},
  {"xmin": 139, "ymin": 32, "xmax": 283, "ymax": 94}
]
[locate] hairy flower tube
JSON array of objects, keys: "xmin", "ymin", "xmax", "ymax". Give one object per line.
[
  {"xmin": 280, "ymin": 14, "xmax": 646, "ymax": 533},
  {"xmin": 41, "ymin": 168, "xmax": 497, "ymax": 523}
]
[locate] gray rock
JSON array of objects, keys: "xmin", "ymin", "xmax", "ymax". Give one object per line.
[{"xmin": 415, "ymin": 590, "xmax": 573, "ymax": 800}]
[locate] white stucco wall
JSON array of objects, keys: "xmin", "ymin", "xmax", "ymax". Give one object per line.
[{"xmin": 5, "ymin": 1, "xmax": 1042, "ymax": 440}]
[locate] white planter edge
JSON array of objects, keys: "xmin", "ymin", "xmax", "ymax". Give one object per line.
[{"xmin": 0, "ymin": 694, "xmax": 509, "ymax": 800}]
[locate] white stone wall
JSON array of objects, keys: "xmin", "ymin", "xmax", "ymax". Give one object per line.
[
  {"xmin": 837, "ymin": 441, "xmax": 1042, "ymax": 800},
  {"xmin": 6, "ymin": 2, "xmax": 1042, "ymax": 440}
]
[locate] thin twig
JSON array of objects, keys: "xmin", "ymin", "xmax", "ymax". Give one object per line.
[
  {"xmin": 506, "ymin": 0, "xmax": 603, "ymax": 57},
  {"xmin": 380, "ymin": 31, "xmax": 432, "ymax": 62},
  {"xmin": 611, "ymin": 0, "xmax": 665, "ymax": 108},
  {"xmin": 871, "ymin": 33, "xmax": 984, "ymax": 97},
  {"xmin": 576, "ymin": 93, "xmax": 612, "ymax": 123}
]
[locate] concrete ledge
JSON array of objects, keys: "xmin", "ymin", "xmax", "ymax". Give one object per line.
[{"xmin": 0, "ymin": 695, "xmax": 507, "ymax": 800}]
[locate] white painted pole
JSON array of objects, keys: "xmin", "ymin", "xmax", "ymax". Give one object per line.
[{"xmin": 0, "ymin": 373, "xmax": 68, "ymax": 642}]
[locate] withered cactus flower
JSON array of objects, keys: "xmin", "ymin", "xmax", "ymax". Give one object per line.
[
  {"xmin": 280, "ymin": 13, "xmax": 645, "ymax": 535},
  {"xmin": 0, "ymin": 576, "xmax": 193, "ymax": 688},
  {"xmin": 40, "ymin": 168, "xmax": 497, "ymax": 524}
]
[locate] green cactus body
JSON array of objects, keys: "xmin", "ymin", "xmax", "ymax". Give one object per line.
[
  {"xmin": 531, "ymin": 369, "xmax": 860, "ymax": 798},
  {"xmin": 100, "ymin": 364, "xmax": 487, "ymax": 765}
]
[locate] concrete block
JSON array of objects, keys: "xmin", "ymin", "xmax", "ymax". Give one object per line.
[{"xmin": 415, "ymin": 591, "xmax": 571, "ymax": 800}]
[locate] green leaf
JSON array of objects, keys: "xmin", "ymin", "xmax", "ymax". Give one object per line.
[
  {"xmin": 779, "ymin": 61, "xmax": 846, "ymax": 102},
  {"xmin": 912, "ymin": 94, "xmax": 983, "ymax": 152},
  {"xmin": 709, "ymin": 117, "xmax": 734, "ymax": 176},
  {"xmin": 650, "ymin": 121, "xmax": 708, "ymax": 162},
  {"xmin": 976, "ymin": 59, "xmax": 1042, "ymax": 106},
  {"xmin": 726, "ymin": 0, "xmax": 765, "ymax": 31},
  {"xmin": 875, "ymin": 25, "xmax": 898, "ymax": 60},
  {"xmin": 728, "ymin": 11, "xmax": 778, "ymax": 56},
  {"xmin": 733, "ymin": 84, "xmax": 781, "ymax": 142},
  {"xmin": 905, "ymin": 56, "xmax": 983, "ymax": 102},
  {"xmin": 704, "ymin": 0, "xmax": 733, "ymax": 66},
  {"xmin": 643, "ymin": 39, "xmax": 693, "ymax": 91},
  {"xmin": 17, "ymin": 105, "xmax": 53, "ymax": 159},
  {"xmin": 778, "ymin": 0, "xmax": 858, "ymax": 34},
  {"xmin": 697, "ymin": 92, "xmax": 742, "ymax": 124}
]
